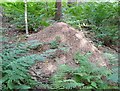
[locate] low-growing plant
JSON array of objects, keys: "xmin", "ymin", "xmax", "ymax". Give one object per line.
[
  {"xmin": 1, "ymin": 31, "xmax": 68, "ymax": 90},
  {"xmin": 1, "ymin": 2, "xmax": 55, "ymax": 32},
  {"xmin": 50, "ymin": 40, "xmax": 59, "ymax": 49},
  {"xmin": 0, "ymin": 29, "xmax": 54, "ymax": 90},
  {"xmin": 1, "ymin": 40, "xmax": 48, "ymax": 90},
  {"xmin": 50, "ymin": 37, "xmax": 61, "ymax": 49},
  {"xmin": 50, "ymin": 52, "xmax": 118, "ymax": 89},
  {"xmin": 63, "ymin": 2, "xmax": 118, "ymax": 46},
  {"xmin": 103, "ymin": 52, "xmax": 119, "ymax": 85}
]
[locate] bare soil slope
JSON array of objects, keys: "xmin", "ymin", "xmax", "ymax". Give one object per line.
[{"xmin": 27, "ymin": 22, "xmax": 109, "ymax": 83}]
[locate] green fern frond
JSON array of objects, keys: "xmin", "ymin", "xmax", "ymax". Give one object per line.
[
  {"xmin": 51, "ymin": 52, "xmax": 113, "ymax": 89},
  {"xmin": 1, "ymin": 39, "xmax": 53, "ymax": 90}
]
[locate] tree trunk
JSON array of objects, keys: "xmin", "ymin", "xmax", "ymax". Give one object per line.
[
  {"xmin": 24, "ymin": 0, "xmax": 29, "ymax": 35},
  {"xmin": 54, "ymin": 0, "xmax": 62, "ymax": 21}
]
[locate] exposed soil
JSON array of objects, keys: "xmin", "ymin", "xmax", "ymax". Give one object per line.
[
  {"xmin": 27, "ymin": 22, "xmax": 110, "ymax": 84},
  {"xmin": 2, "ymin": 20, "xmax": 118, "ymax": 87}
]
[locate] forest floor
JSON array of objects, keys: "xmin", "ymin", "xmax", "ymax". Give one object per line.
[
  {"xmin": 27, "ymin": 22, "xmax": 117, "ymax": 86},
  {"xmin": 3, "ymin": 21, "xmax": 118, "ymax": 87}
]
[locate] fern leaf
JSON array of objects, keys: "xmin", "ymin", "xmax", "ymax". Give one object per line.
[{"xmin": 14, "ymin": 85, "xmax": 31, "ymax": 89}]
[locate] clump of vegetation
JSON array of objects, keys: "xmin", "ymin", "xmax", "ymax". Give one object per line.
[
  {"xmin": 2, "ymin": 2, "xmax": 55, "ymax": 31},
  {"xmin": 50, "ymin": 36, "xmax": 61, "ymax": 49},
  {"xmin": 1, "ymin": 31, "xmax": 67, "ymax": 90},
  {"xmin": 50, "ymin": 52, "xmax": 118, "ymax": 89},
  {"xmin": 1, "ymin": 41, "xmax": 47, "ymax": 90},
  {"xmin": 64, "ymin": 2, "xmax": 118, "ymax": 46},
  {"xmin": 103, "ymin": 52, "xmax": 119, "ymax": 85},
  {"xmin": 1, "ymin": 29, "xmax": 50, "ymax": 90}
]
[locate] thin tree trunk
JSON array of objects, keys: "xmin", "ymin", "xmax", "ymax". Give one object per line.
[
  {"xmin": 24, "ymin": 0, "xmax": 29, "ymax": 35},
  {"xmin": 54, "ymin": 0, "xmax": 62, "ymax": 21},
  {"xmin": 45, "ymin": 2, "xmax": 48, "ymax": 12}
]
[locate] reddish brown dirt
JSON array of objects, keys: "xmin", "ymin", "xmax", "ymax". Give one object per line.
[{"xmin": 27, "ymin": 22, "xmax": 110, "ymax": 83}]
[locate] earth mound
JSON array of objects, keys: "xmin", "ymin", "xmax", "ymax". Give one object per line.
[{"xmin": 27, "ymin": 22, "xmax": 109, "ymax": 84}]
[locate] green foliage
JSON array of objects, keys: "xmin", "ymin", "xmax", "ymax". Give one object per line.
[
  {"xmin": 103, "ymin": 52, "xmax": 119, "ymax": 84},
  {"xmin": 2, "ymin": 2, "xmax": 55, "ymax": 31},
  {"xmin": 50, "ymin": 36, "xmax": 61, "ymax": 49},
  {"xmin": 50, "ymin": 40, "xmax": 59, "ymax": 49},
  {"xmin": 2, "ymin": 2, "xmax": 118, "ymax": 46},
  {"xmin": 1, "ymin": 43, "xmax": 32, "ymax": 90},
  {"xmin": 1, "ymin": 32, "xmax": 68, "ymax": 90},
  {"xmin": 1, "ymin": 40, "xmax": 49, "ymax": 90},
  {"xmin": 1, "ymin": 2, "xmax": 119, "ymax": 90},
  {"xmin": 64, "ymin": 2, "xmax": 118, "ymax": 46},
  {"xmin": 1, "ymin": 29, "xmax": 53, "ymax": 90},
  {"xmin": 50, "ymin": 52, "xmax": 118, "ymax": 89},
  {"xmin": 27, "ymin": 40, "xmax": 44, "ymax": 50}
]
